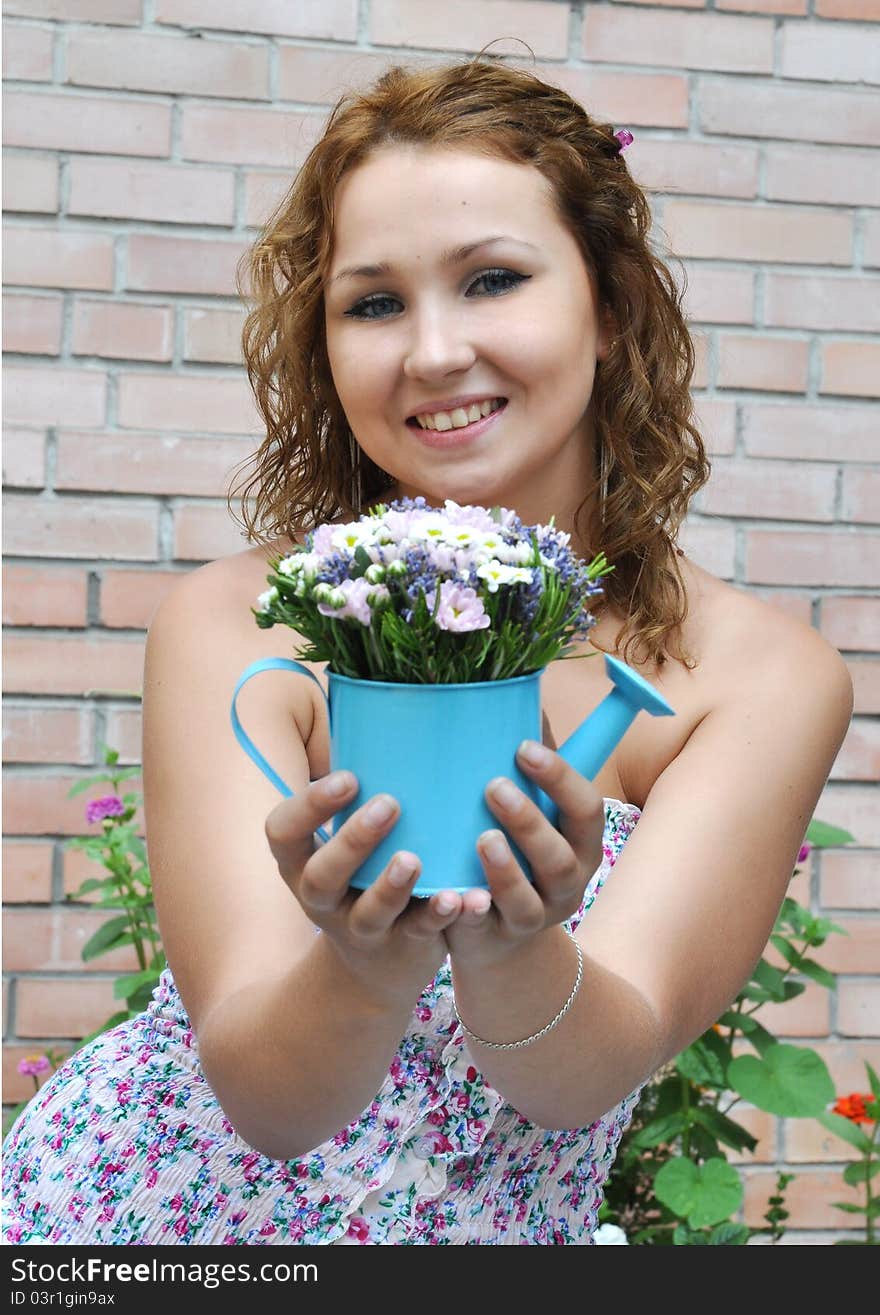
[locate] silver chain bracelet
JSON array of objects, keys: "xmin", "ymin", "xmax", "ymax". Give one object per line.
[{"xmin": 452, "ymin": 932, "xmax": 584, "ymax": 1051}]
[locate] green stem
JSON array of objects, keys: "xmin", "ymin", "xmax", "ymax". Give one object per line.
[{"xmin": 681, "ymin": 1076, "xmax": 691, "ymax": 1159}]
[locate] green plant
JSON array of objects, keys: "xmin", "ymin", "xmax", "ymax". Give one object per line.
[
  {"xmin": 66, "ymin": 747, "xmax": 165, "ymax": 1044},
  {"xmin": 601, "ymin": 817, "xmax": 856, "ymax": 1244},
  {"xmin": 819, "ymin": 1066, "xmax": 880, "ymax": 1245}
]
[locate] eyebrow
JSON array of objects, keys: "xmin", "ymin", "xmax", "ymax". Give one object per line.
[{"xmin": 329, "ymin": 235, "xmax": 538, "ymax": 284}]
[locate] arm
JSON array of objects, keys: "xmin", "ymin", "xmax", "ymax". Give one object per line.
[
  {"xmin": 143, "ymin": 556, "xmax": 428, "ymax": 1159},
  {"xmin": 450, "ymin": 627, "xmax": 854, "ymax": 1129}
]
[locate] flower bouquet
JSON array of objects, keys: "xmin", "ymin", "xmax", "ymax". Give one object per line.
[
  {"xmin": 233, "ymin": 496, "xmax": 669, "ymax": 894},
  {"xmin": 253, "ymin": 495, "xmax": 610, "ymax": 683}
]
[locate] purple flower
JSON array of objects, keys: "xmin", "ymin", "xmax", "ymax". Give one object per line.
[
  {"xmin": 425, "ymin": 581, "xmax": 490, "ymax": 633},
  {"xmin": 86, "ymin": 795, "xmax": 126, "ymax": 825},
  {"xmin": 797, "ymin": 843, "xmax": 812, "ymax": 865},
  {"xmin": 18, "ymin": 1054, "xmax": 51, "ymax": 1077}
]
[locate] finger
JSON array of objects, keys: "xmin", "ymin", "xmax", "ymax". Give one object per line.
[
  {"xmin": 297, "ymin": 789, "xmax": 404, "ymax": 915},
  {"xmin": 343, "ymin": 850, "xmax": 426, "ymax": 941},
  {"xmin": 515, "ymin": 741, "xmax": 606, "ymax": 875},
  {"xmin": 475, "ymin": 827, "xmax": 546, "ymax": 935},
  {"xmin": 399, "ymin": 889, "xmax": 464, "ymax": 942},
  {"xmin": 484, "ymin": 775, "xmax": 585, "ymax": 916},
  {"xmin": 456, "ymin": 886, "xmax": 495, "ymax": 930},
  {"xmin": 265, "ymin": 769, "xmax": 358, "ymax": 882}
]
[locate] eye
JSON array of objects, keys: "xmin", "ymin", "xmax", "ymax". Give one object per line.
[
  {"xmin": 343, "ymin": 293, "xmax": 402, "ymax": 321},
  {"xmin": 466, "ymin": 268, "xmax": 529, "ymax": 298}
]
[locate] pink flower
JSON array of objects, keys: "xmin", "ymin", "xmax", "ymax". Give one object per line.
[
  {"xmin": 424, "ymin": 581, "xmax": 490, "ymax": 633},
  {"xmin": 86, "ymin": 795, "xmax": 126, "ymax": 824},
  {"xmin": 17, "ymin": 1054, "xmax": 51, "ymax": 1077},
  {"xmin": 346, "ymin": 1215, "xmax": 370, "ymax": 1243},
  {"xmin": 797, "ymin": 843, "xmax": 812, "ymax": 865}
]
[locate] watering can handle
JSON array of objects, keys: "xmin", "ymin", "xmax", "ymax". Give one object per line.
[{"xmin": 230, "ymin": 657, "xmax": 333, "ymax": 843}]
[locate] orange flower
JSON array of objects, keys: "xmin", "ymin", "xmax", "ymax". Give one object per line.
[{"xmin": 832, "ymin": 1093, "xmax": 875, "ymax": 1125}]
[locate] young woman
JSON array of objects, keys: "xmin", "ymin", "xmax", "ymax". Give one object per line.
[{"xmin": 3, "ymin": 60, "xmax": 853, "ymax": 1246}]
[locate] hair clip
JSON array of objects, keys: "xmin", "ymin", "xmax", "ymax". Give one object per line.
[{"xmin": 614, "ymin": 129, "xmax": 634, "ymax": 153}]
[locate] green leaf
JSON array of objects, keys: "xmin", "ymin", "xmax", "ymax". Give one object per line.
[
  {"xmin": 676, "ymin": 1037, "xmax": 727, "ymax": 1089},
  {"xmin": 112, "ymin": 968, "xmax": 160, "ymax": 1002},
  {"xmin": 769, "ymin": 934, "xmax": 803, "ymax": 968},
  {"xmin": 690, "ymin": 1106, "xmax": 758, "ymax": 1154},
  {"xmin": 796, "ymin": 959, "xmax": 838, "ymax": 992},
  {"xmin": 805, "ymin": 819, "xmax": 855, "ymax": 848},
  {"xmin": 817, "ymin": 1111, "xmax": 875, "ymax": 1154},
  {"xmin": 66, "ymin": 877, "xmax": 110, "ymax": 898},
  {"xmin": 782, "ymin": 980, "xmax": 806, "ymax": 1002},
  {"xmin": 752, "ymin": 958, "xmax": 787, "ymax": 1000},
  {"xmin": 843, "ymin": 1161, "xmax": 880, "ymax": 1188},
  {"xmin": 80, "ymin": 915, "xmax": 132, "ymax": 962},
  {"xmin": 708, "ymin": 1222, "xmax": 750, "ymax": 1246},
  {"xmin": 866, "ymin": 1062, "xmax": 880, "ymax": 1103},
  {"xmin": 630, "ymin": 1113, "xmax": 687, "ymax": 1149},
  {"xmin": 831, "ymin": 1202, "xmax": 868, "ymax": 1215},
  {"xmin": 654, "ymin": 1156, "xmax": 743, "ymax": 1229},
  {"xmin": 728, "ymin": 1044, "xmax": 835, "ymax": 1117}
]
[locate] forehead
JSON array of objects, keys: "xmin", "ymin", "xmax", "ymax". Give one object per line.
[{"xmin": 328, "ymin": 145, "xmax": 566, "ymax": 265}]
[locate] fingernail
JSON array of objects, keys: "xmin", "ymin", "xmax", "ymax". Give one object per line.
[
  {"xmin": 472, "ymin": 893, "xmax": 492, "ymax": 915},
  {"xmin": 388, "ymin": 854, "xmax": 417, "ymax": 887},
  {"xmin": 489, "ymin": 779, "xmax": 522, "ymax": 813},
  {"xmin": 518, "ymin": 740, "xmax": 551, "ymax": 768},
  {"xmin": 481, "ymin": 830, "xmax": 510, "ymax": 866},
  {"xmin": 366, "ymin": 795, "xmax": 396, "ymax": 827},
  {"xmin": 324, "ymin": 770, "xmax": 354, "ymax": 797},
  {"xmin": 436, "ymin": 893, "xmax": 457, "ymax": 914}
]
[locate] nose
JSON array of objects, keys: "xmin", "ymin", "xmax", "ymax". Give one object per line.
[{"xmin": 403, "ymin": 306, "xmax": 476, "ymax": 382}]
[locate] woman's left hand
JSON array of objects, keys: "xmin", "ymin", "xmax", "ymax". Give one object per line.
[{"xmin": 441, "ymin": 713, "xmax": 606, "ymax": 966}]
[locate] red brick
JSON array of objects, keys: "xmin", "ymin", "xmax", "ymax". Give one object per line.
[
  {"xmin": 276, "ymin": 46, "xmax": 427, "ymax": 106},
  {"xmin": 746, "ymin": 588, "xmax": 813, "ymax": 626},
  {"xmin": 677, "ymin": 522, "xmax": 736, "ymax": 580},
  {"xmin": 695, "ymin": 457, "xmax": 835, "ymax": 521},
  {"xmin": 2, "ymin": 565, "xmax": 88, "ymax": 628},
  {"xmin": 816, "ymin": 0, "xmax": 880, "ymax": 14},
  {"xmin": 718, "ymin": 0, "xmax": 807, "ymax": 12},
  {"xmin": 821, "ymin": 342, "xmax": 880, "ymax": 399},
  {"xmin": 173, "ymin": 503, "xmax": 249, "ymax": 561},
  {"xmin": 4, "ymin": 0, "xmax": 141, "ymax": 20},
  {"xmin": 2, "ymin": 429, "xmax": 46, "ymax": 489},
  {"xmin": 818, "ymin": 783, "xmax": 880, "ymax": 848},
  {"xmin": 752, "ymin": 980, "xmax": 831, "ymax": 1037},
  {"xmin": 103, "ymin": 707, "xmax": 143, "ymax": 764},
  {"xmin": 3, "ymin": 495, "xmax": 157, "ymax": 561},
  {"xmin": 838, "ymin": 980, "xmax": 880, "ymax": 1036},
  {"xmin": 831, "ymin": 719, "xmax": 880, "ymax": 782},
  {"xmin": 765, "ymin": 274, "xmax": 880, "ymax": 334},
  {"xmin": 780, "ymin": 18, "xmax": 880, "ymax": 83},
  {"xmin": 700, "ymin": 77, "xmax": 879, "ymax": 148},
  {"xmin": 64, "ymin": 845, "xmax": 104, "ymax": 902},
  {"xmin": 183, "ymin": 307, "xmax": 245, "ymax": 364},
  {"xmin": 745, "ymin": 530, "xmax": 880, "ymax": 589},
  {"xmin": 155, "ymin": 0, "xmax": 358, "ymax": 41},
  {"xmin": 726, "ymin": 1106, "xmax": 777, "ymax": 1165},
  {"xmin": 2, "ymin": 635, "xmax": 146, "ymax": 697},
  {"xmin": 766, "ymin": 145, "xmax": 880, "ymax": 208},
  {"xmin": 181, "ymin": 102, "xmax": 323, "ymax": 168},
  {"xmin": 2, "ymin": 152, "xmax": 58, "ymax": 214},
  {"xmin": 692, "ymin": 398, "xmax": 736, "ymax": 456},
  {"xmin": 537, "ymin": 65, "xmax": 689, "ymax": 129},
  {"xmin": 865, "ymin": 214, "xmax": 880, "ymax": 270},
  {"xmin": 2, "ymin": 1046, "xmax": 72, "ymax": 1104},
  {"xmin": 71, "ymin": 300, "xmax": 173, "ymax": 362},
  {"xmin": 584, "ymin": 7, "xmax": 773, "ymax": 72},
  {"xmin": 374, "ymin": 0, "xmax": 568, "ymax": 59},
  {"xmin": 2, "ymin": 706, "xmax": 93, "ymax": 766},
  {"xmin": 243, "ymin": 169, "xmax": 293, "ymax": 229},
  {"xmin": 663, "ymin": 201, "xmax": 850, "ymax": 264},
  {"xmin": 2, "ymin": 24, "xmax": 53, "ymax": 82},
  {"xmin": 2, "ymin": 842, "xmax": 53, "ymax": 903},
  {"xmin": 69, "ymin": 157, "xmax": 234, "ymax": 228},
  {"xmin": 809, "ymin": 1039, "xmax": 880, "ymax": 1091},
  {"xmin": 841, "ymin": 468, "xmax": 880, "ymax": 524},
  {"xmin": 3, "ymin": 771, "xmax": 144, "ymax": 837},
  {"xmin": 812, "ymin": 915, "xmax": 880, "ymax": 975},
  {"xmin": 2, "ymin": 293, "xmax": 63, "ymax": 355},
  {"xmin": 99, "ymin": 569, "xmax": 185, "ymax": 629},
  {"xmin": 682, "ymin": 267, "xmax": 754, "ymax": 324},
  {"xmin": 56, "ymin": 431, "xmax": 253, "ymax": 497},
  {"xmin": 3, "ymin": 909, "xmax": 142, "ymax": 974},
  {"xmin": 742, "ymin": 402, "xmax": 876, "ymax": 462},
  {"xmin": 117, "ymin": 373, "xmax": 260, "ymax": 436},
  {"xmin": 784, "ymin": 1116, "xmax": 861, "ymax": 1164},
  {"xmin": 67, "ymin": 29, "xmax": 270, "ymax": 100},
  {"xmin": 126, "ymin": 234, "xmax": 248, "ymax": 296},
  {"xmin": 821, "ymin": 851, "xmax": 880, "ymax": 910},
  {"xmin": 3, "ymin": 91, "xmax": 172, "ymax": 158},
  {"xmin": 848, "ymin": 659, "xmax": 880, "ymax": 715},
  {"xmin": 3, "ymin": 225, "xmax": 113, "ymax": 291},
  {"xmin": 717, "ymin": 335, "xmax": 810, "ymax": 393},
  {"xmin": 742, "ymin": 1168, "xmax": 863, "ymax": 1229},
  {"xmin": 3, "ymin": 366, "xmax": 106, "ymax": 428},
  {"xmin": 691, "ymin": 331, "xmax": 709, "ymax": 389},
  {"xmin": 15, "ymin": 977, "xmax": 119, "ymax": 1039}
]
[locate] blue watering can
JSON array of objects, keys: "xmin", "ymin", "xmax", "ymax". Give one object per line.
[{"xmin": 232, "ymin": 655, "xmax": 673, "ymax": 896}]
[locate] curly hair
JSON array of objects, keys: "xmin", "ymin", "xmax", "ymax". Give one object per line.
[{"xmin": 231, "ymin": 59, "xmax": 711, "ymax": 669}]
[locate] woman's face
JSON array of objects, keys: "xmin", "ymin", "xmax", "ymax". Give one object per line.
[{"xmin": 324, "ymin": 144, "xmax": 613, "ymax": 535}]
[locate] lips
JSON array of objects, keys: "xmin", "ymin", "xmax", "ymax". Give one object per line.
[{"xmin": 407, "ymin": 396, "xmax": 506, "ymax": 433}]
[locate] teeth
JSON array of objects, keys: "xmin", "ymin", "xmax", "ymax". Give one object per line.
[{"xmin": 415, "ymin": 399, "xmax": 503, "ymax": 431}]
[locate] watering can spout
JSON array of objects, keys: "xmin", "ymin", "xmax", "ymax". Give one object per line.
[{"xmin": 541, "ymin": 656, "xmax": 674, "ymax": 818}]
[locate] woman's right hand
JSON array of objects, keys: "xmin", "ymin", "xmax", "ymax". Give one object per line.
[{"xmin": 265, "ymin": 769, "xmax": 464, "ymax": 1008}]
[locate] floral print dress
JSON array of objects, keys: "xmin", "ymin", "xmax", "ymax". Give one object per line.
[{"xmin": 3, "ymin": 799, "xmax": 643, "ymax": 1246}]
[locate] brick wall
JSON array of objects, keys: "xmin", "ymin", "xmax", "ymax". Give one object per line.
[{"xmin": 3, "ymin": 0, "xmax": 877, "ymax": 1243}]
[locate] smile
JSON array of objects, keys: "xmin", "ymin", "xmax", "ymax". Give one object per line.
[{"xmin": 409, "ymin": 398, "xmax": 506, "ymax": 432}]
